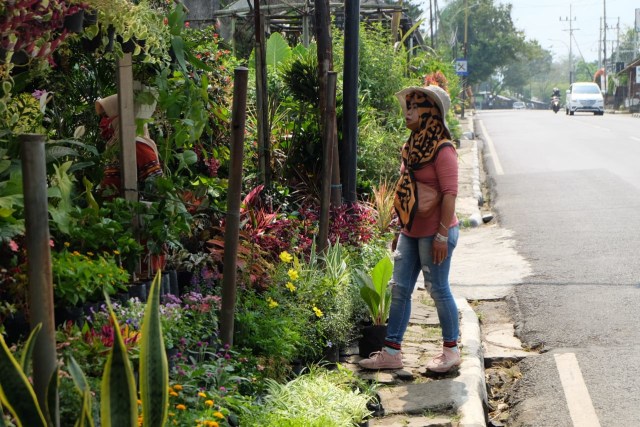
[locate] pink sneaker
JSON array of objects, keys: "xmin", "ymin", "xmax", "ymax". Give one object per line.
[
  {"xmin": 359, "ymin": 348, "xmax": 403, "ymax": 370},
  {"xmin": 426, "ymin": 347, "xmax": 461, "ymax": 373}
]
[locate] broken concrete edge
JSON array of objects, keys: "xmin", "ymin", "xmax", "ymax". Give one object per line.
[{"xmin": 455, "ymin": 296, "xmax": 488, "ymax": 427}]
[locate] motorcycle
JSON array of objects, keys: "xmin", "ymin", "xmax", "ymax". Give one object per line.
[{"xmin": 551, "ymin": 96, "xmax": 560, "ymax": 114}]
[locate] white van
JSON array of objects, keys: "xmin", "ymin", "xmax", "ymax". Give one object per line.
[{"xmin": 565, "ymin": 82, "xmax": 604, "ymax": 116}]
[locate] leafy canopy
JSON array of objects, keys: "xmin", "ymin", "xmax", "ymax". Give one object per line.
[{"xmin": 438, "ymin": 0, "xmax": 526, "ymax": 85}]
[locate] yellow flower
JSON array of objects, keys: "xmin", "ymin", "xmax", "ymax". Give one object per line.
[
  {"xmin": 173, "ymin": 384, "xmax": 183, "ymax": 391},
  {"xmin": 279, "ymin": 251, "xmax": 293, "ymax": 263},
  {"xmin": 267, "ymin": 297, "xmax": 279, "ymax": 309},
  {"xmin": 205, "ymin": 421, "xmax": 219, "ymax": 427},
  {"xmin": 72, "ymin": 251, "xmax": 80, "ymax": 256},
  {"xmin": 204, "ymin": 399, "xmax": 214, "ymax": 407},
  {"xmin": 213, "ymin": 411, "xmax": 224, "ymax": 419},
  {"xmin": 313, "ymin": 306, "xmax": 323, "ymax": 318},
  {"xmin": 176, "ymin": 404, "xmax": 186, "ymax": 411},
  {"xmin": 64, "ymin": 242, "xmax": 70, "ymax": 247},
  {"xmin": 169, "ymin": 391, "xmax": 179, "ymax": 397},
  {"xmin": 285, "ymin": 282, "xmax": 296, "ymax": 292},
  {"xmin": 198, "ymin": 392, "xmax": 207, "ymax": 398},
  {"xmin": 287, "ymin": 269, "xmax": 299, "ymax": 281},
  {"xmin": 113, "ymin": 249, "xmax": 120, "ymax": 255},
  {"xmin": 87, "ymin": 251, "xmax": 94, "ymax": 256}
]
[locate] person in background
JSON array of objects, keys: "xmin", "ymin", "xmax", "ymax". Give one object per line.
[
  {"xmin": 359, "ymin": 84, "xmax": 461, "ymax": 373},
  {"xmin": 95, "ymin": 94, "xmax": 162, "ymax": 198}
]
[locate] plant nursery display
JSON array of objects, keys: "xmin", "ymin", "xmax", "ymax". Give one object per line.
[{"xmin": 0, "ymin": 8, "xmax": 464, "ymax": 424}]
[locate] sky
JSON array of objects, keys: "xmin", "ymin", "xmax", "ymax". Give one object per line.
[
  {"xmin": 501, "ymin": 0, "xmax": 638, "ymax": 63},
  {"xmin": 432, "ymin": 0, "xmax": 639, "ymax": 64}
]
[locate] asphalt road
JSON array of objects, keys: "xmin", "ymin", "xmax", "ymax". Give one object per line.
[{"xmin": 476, "ymin": 109, "xmax": 640, "ymax": 427}]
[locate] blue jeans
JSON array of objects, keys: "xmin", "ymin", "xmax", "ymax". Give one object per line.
[{"xmin": 386, "ymin": 226, "xmax": 460, "ymax": 346}]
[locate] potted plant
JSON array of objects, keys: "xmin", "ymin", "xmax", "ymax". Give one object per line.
[
  {"xmin": 52, "ymin": 248, "xmax": 129, "ymax": 320},
  {"xmin": 353, "ymin": 255, "xmax": 393, "ymax": 358}
]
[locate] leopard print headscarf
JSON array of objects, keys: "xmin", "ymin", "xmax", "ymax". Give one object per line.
[{"xmin": 393, "ymin": 90, "xmax": 454, "ymax": 231}]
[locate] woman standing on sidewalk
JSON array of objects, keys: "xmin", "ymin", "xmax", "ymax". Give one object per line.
[{"xmin": 359, "ymin": 85, "xmax": 461, "ymax": 373}]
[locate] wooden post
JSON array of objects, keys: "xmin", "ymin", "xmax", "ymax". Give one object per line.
[
  {"xmin": 116, "ymin": 53, "xmax": 138, "ymax": 203},
  {"xmin": 20, "ymin": 134, "xmax": 59, "ymax": 427},
  {"xmin": 254, "ymin": 0, "xmax": 271, "ymax": 188},
  {"xmin": 318, "ymin": 72, "xmax": 337, "ymax": 254},
  {"xmin": 220, "ymin": 67, "xmax": 248, "ymax": 347}
]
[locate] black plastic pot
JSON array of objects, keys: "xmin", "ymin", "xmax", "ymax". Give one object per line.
[
  {"xmin": 83, "ymin": 10, "xmax": 98, "ymax": 27},
  {"xmin": 128, "ymin": 282, "xmax": 147, "ymax": 302},
  {"xmin": 105, "ymin": 26, "xmax": 115, "ymax": 52},
  {"xmin": 3, "ymin": 312, "xmax": 30, "ymax": 345},
  {"xmin": 64, "ymin": 10, "xmax": 85, "ymax": 33},
  {"xmin": 176, "ymin": 270, "xmax": 193, "ymax": 293},
  {"xmin": 358, "ymin": 324, "xmax": 387, "ymax": 358},
  {"xmin": 0, "ymin": 49, "xmax": 29, "ymax": 66},
  {"xmin": 168, "ymin": 270, "xmax": 179, "ymax": 296}
]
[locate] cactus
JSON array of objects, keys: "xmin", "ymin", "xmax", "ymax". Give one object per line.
[{"xmin": 0, "ymin": 270, "xmax": 168, "ymax": 427}]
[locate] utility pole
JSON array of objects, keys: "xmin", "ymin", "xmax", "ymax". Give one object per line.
[
  {"xmin": 560, "ymin": 4, "xmax": 577, "ymax": 84},
  {"xmin": 603, "ymin": 0, "xmax": 607, "ymax": 105},
  {"xmin": 429, "ymin": 0, "xmax": 434, "ymax": 48},
  {"xmin": 461, "ymin": 0, "xmax": 467, "ymax": 119},
  {"xmin": 598, "ymin": 17, "xmax": 602, "ymax": 69}
]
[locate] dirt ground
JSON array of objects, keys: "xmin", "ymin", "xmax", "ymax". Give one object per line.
[{"xmin": 472, "ymin": 299, "xmax": 524, "ymax": 427}]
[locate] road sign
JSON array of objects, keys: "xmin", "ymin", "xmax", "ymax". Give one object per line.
[{"xmin": 456, "ymin": 59, "xmax": 468, "ymax": 76}]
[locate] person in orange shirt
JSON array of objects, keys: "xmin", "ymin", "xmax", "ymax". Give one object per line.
[{"xmin": 95, "ymin": 94, "xmax": 163, "ymax": 198}]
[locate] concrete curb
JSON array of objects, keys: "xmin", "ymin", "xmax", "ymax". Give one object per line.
[
  {"xmin": 456, "ymin": 112, "xmax": 488, "ymax": 427},
  {"xmin": 456, "ymin": 297, "xmax": 488, "ymax": 427}
]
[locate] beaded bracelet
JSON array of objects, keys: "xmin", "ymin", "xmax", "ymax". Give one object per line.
[{"xmin": 434, "ymin": 232, "xmax": 448, "ymax": 243}]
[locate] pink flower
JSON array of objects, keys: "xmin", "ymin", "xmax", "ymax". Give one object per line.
[
  {"xmin": 9, "ymin": 240, "xmax": 19, "ymax": 252},
  {"xmin": 49, "ymin": 239, "xmax": 54, "ymax": 247},
  {"xmin": 32, "ymin": 90, "xmax": 46, "ymax": 100}
]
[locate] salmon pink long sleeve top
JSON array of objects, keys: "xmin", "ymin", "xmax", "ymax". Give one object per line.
[{"xmin": 401, "ymin": 145, "xmax": 459, "ymax": 238}]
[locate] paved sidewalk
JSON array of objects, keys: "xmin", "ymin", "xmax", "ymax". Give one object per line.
[{"xmin": 342, "ymin": 114, "xmax": 488, "ymax": 427}]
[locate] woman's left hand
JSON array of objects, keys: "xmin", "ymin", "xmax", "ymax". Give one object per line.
[{"xmin": 432, "ymin": 240, "xmax": 448, "ymax": 265}]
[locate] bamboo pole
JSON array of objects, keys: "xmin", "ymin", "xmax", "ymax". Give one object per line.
[
  {"xmin": 318, "ymin": 72, "xmax": 337, "ymax": 254},
  {"xmin": 220, "ymin": 67, "xmax": 249, "ymax": 347},
  {"xmin": 20, "ymin": 133, "xmax": 59, "ymax": 427},
  {"xmin": 315, "ymin": 0, "xmax": 341, "ymax": 205},
  {"xmin": 116, "ymin": 53, "xmax": 137, "ymax": 203},
  {"xmin": 254, "ymin": 0, "xmax": 271, "ymax": 188},
  {"xmin": 342, "ymin": 0, "xmax": 359, "ymax": 204}
]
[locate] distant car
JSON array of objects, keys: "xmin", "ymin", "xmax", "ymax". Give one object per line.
[
  {"xmin": 512, "ymin": 101, "xmax": 526, "ymax": 110},
  {"xmin": 565, "ymin": 82, "xmax": 604, "ymax": 116}
]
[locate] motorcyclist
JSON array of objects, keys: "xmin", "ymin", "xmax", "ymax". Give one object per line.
[{"xmin": 550, "ymin": 87, "xmax": 561, "ymax": 111}]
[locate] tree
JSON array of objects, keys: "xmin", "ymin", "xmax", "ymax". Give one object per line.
[
  {"xmin": 501, "ymin": 40, "xmax": 552, "ymax": 97},
  {"xmin": 437, "ymin": 0, "xmax": 525, "ymax": 86},
  {"xmin": 610, "ymin": 28, "xmax": 639, "ymax": 67}
]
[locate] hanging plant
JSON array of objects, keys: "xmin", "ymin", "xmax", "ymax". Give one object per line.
[
  {"xmin": 0, "ymin": 0, "xmax": 87, "ymax": 124},
  {"xmin": 80, "ymin": 0, "xmax": 170, "ymax": 64}
]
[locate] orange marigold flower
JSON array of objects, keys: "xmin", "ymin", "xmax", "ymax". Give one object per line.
[
  {"xmin": 204, "ymin": 399, "xmax": 214, "ymax": 407},
  {"xmin": 173, "ymin": 384, "xmax": 183, "ymax": 391},
  {"xmin": 213, "ymin": 411, "xmax": 224, "ymax": 419},
  {"xmin": 176, "ymin": 404, "xmax": 186, "ymax": 411},
  {"xmin": 198, "ymin": 392, "xmax": 207, "ymax": 398}
]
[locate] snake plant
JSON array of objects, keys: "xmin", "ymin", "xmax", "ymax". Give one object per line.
[{"xmin": 0, "ymin": 270, "xmax": 168, "ymax": 427}]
